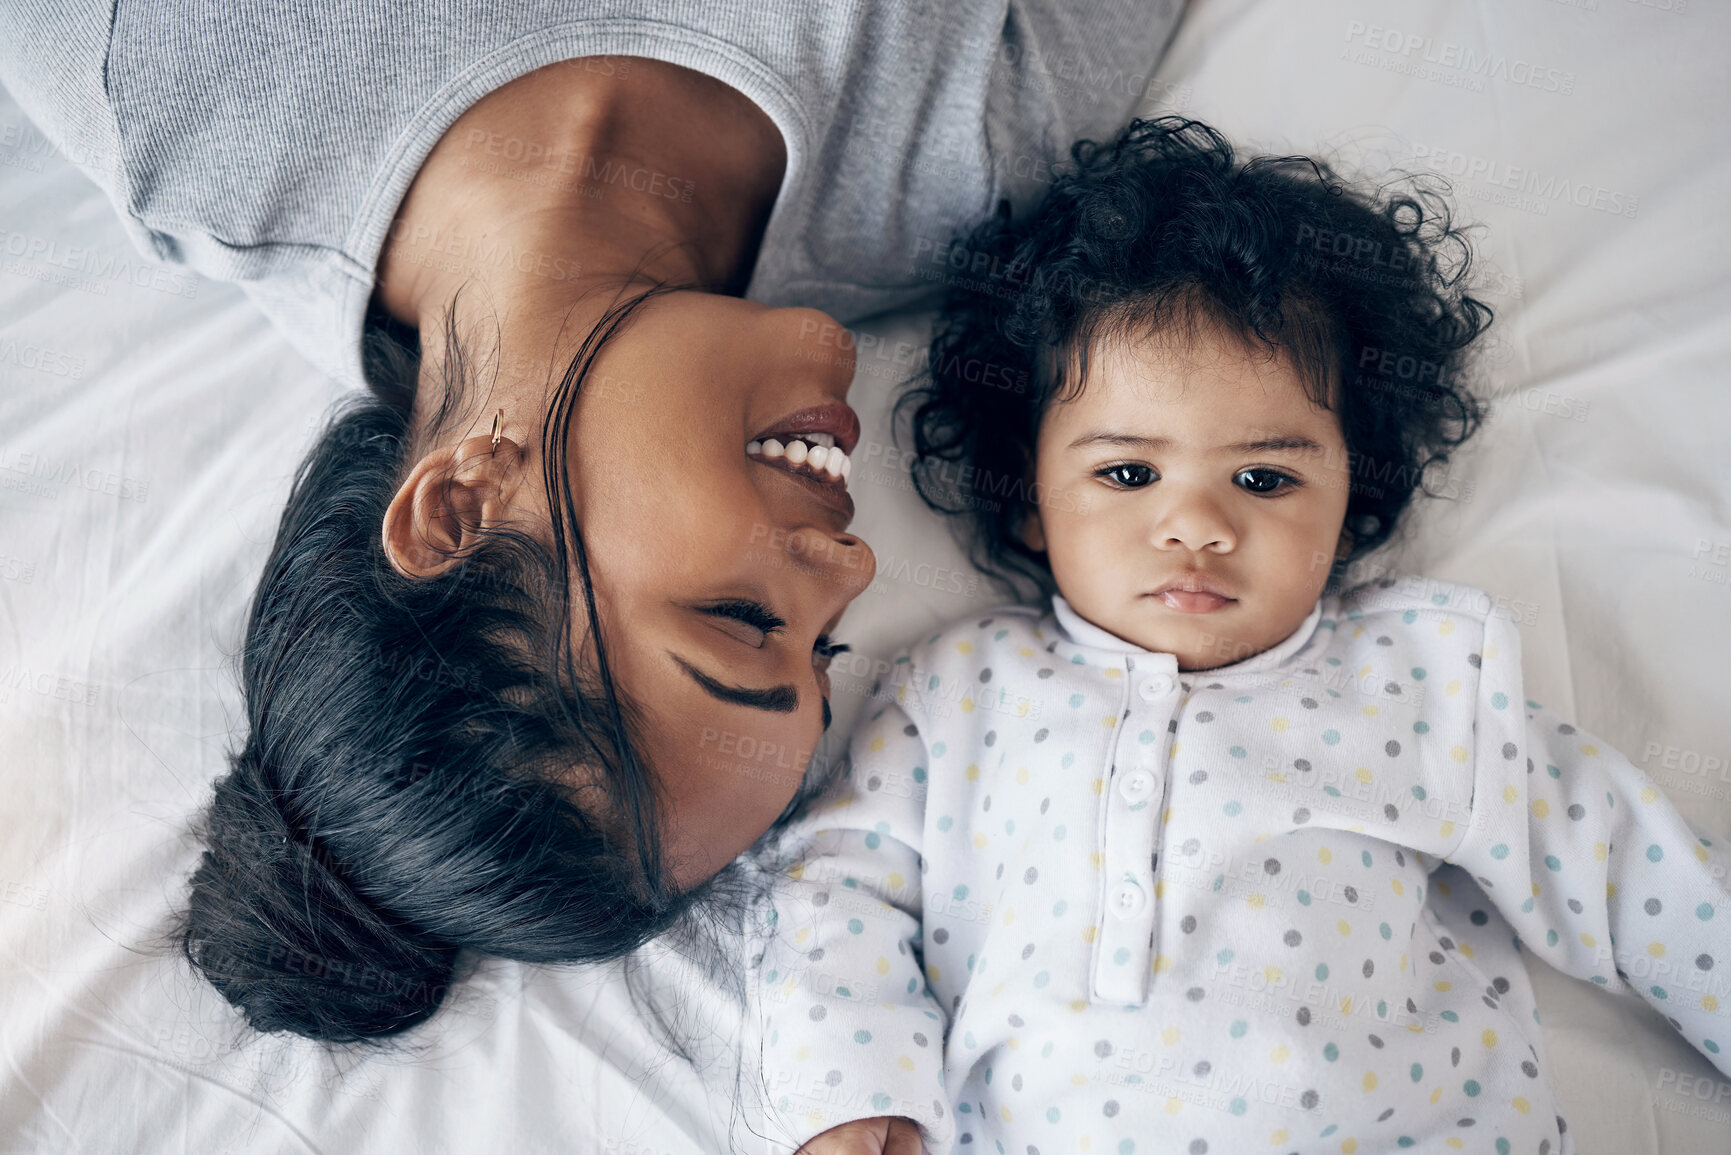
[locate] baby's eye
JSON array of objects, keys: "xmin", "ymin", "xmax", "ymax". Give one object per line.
[
  {"xmin": 1235, "ymin": 467, "xmax": 1300, "ymax": 495},
  {"xmin": 1099, "ymin": 463, "xmax": 1157, "ymax": 488}
]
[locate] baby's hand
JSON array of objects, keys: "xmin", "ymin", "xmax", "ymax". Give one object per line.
[{"xmin": 794, "ymin": 1115, "xmax": 924, "ymax": 1154}]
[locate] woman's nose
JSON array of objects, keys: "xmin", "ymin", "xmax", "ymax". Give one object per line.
[{"xmin": 780, "ymin": 526, "xmax": 877, "ymax": 600}]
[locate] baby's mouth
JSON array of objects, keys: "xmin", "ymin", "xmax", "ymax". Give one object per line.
[{"xmin": 747, "ymin": 432, "xmax": 852, "ymax": 486}]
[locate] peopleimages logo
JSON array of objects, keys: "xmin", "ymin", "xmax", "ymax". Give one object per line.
[{"xmin": 1342, "ymin": 22, "xmax": 1577, "ymax": 95}]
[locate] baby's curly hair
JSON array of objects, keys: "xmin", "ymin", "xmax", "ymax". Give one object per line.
[{"xmin": 903, "ymin": 117, "xmax": 1492, "ymax": 598}]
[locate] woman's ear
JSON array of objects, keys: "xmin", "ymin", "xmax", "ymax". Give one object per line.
[{"xmin": 382, "ymin": 435, "xmax": 526, "ymax": 578}]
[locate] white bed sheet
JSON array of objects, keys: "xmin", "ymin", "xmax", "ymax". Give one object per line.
[{"xmin": 2, "ymin": 1, "xmax": 1728, "ymax": 1152}]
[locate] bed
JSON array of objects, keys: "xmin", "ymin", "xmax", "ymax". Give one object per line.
[{"xmin": 2, "ymin": 0, "xmax": 1727, "ymax": 1151}]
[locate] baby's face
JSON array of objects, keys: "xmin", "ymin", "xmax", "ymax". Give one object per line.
[{"xmin": 1026, "ymin": 322, "xmax": 1353, "ymax": 670}]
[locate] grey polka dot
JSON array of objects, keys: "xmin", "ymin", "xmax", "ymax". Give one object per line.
[
  {"xmin": 1567, "ymin": 803, "xmax": 1585, "ymax": 820},
  {"xmin": 813, "ymin": 891, "xmax": 830, "ymax": 906},
  {"xmin": 933, "ymin": 928, "xmax": 949, "ymax": 944},
  {"xmin": 1451, "ymin": 1046, "xmax": 1461, "ymax": 1066},
  {"xmin": 808, "ymin": 947, "xmax": 826, "ymax": 961},
  {"xmin": 1395, "ymin": 849, "xmax": 1406, "ymax": 867},
  {"xmin": 1189, "ymin": 1141, "xmax": 1208, "ymax": 1155},
  {"xmin": 1011, "ymin": 1073, "xmax": 1023, "ymax": 1091},
  {"xmin": 1457, "ymin": 1118, "xmax": 1475, "ymax": 1128},
  {"xmin": 983, "ymin": 796, "xmax": 992, "ymax": 812},
  {"xmin": 1557, "ymin": 723, "xmax": 1575, "ymax": 735},
  {"xmin": 903, "ymin": 724, "xmax": 919, "ymax": 737},
  {"xmin": 1368, "ymin": 1033, "xmax": 1383, "ymax": 1048},
  {"xmin": 995, "ymin": 863, "xmax": 1004, "ymax": 879},
  {"xmin": 1181, "ymin": 915, "xmax": 1198, "ymax": 934},
  {"xmin": 1376, "ymin": 635, "xmax": 1393, "ymax": 646},
  {"xmin": 1521, "ymin": 1060, "xmax": 1538, "ymax": 1078},
  {"xmin": 1295, "ymin": 758, "xmax": 1312, "ymax": 772},
  {"xmin": 1385, "ymin": 682, "xmax": 1402, "ymax": 696},
  {"xmin": 1300, "ymin": 1089, "xmax": 1319, "ymax": 1109},
  {"xmin": 825, "ymin": 1069, "xmax": 843, "ymax": 1086},
  {"xmin": 1502, "ymin": 742, "xmax": 1518, "ymax": 760},
  {"xmin": 1195, "ymin": 711, "xmax": 1215, "ymax": 722},
  {"xmin": 1294, "ymin": 807, "xmax": 1311, "ymax": 824},
  {"xmin": 1567, "ymin": 898, "xmax": 1583, "ymax": 914},
  {"xmin": 984, "ymin": 730, "xmax": 997, "ymax": 747},
  {"xmin": 1697, "ymin": 954, "xmax": 1715, "ymax": 971},
  {"xmin": 1095, "ymin": 1040, "xmax": 1114, "ymax": 1058},
  {"xmin": 867, "ymin": 776, "xmax": 882, "ymax": 791},
  {"xmin": 1034, "ymin": 728, "xmax": 1049, "ymax": 743},
  {"xmin": 1343, "ymin": 886, "xmax": 1359, "ymax": 904},
  {"xmin": 1190, "ymin": 769, "xmax": 1209, "ymax": 785},
  {"xmin": 1470, "ymin": 909, "xmax": 1489, "ymax": 926},
  {"xmin": 1040, "ymin": 797, "xmax": 1050, "ymax": 814},
  {"xmin": 1037, "ymin": 668, "xmax": 1054, "ymax": 679},
  {"xmin": 1022, "ymin": 943, "xmax": 1036, "ymax": 959},
  {"xmin": 1384, "ymin": 804, "xmax": 1401, "ymax": 821},
  {"xmin": 979, "ymin": 668, "xmax": 993, "ymax": 683},
  {"xmin": 914, "ymin": 1032, "xmax": 928, "ymax": 1047},
  {"xmin": 1186, "ymin": 986, "xmax": 1206, "ymax": 1002},
  {"xmin": 809, "ymin": 1006, "xmax": 826, "ymax": 1021},
  {"xmin": 1182, "ymin": 838, "xmax": 1201, "ymax": 856},
  {"xmin": 1024, "ymin": 867, "xmax": 1039, "ymax": 884},
  {"xmin": 1193, "ymin": 1060, "xmax": 1211, "ymax": 1077},
  {"xmin": 1301, "ymin": 697, "xmax": 1319, "ymax": 709},
  {"xmin": 1429, "ymin": 951, "xmax": 1445, "ymax": 965},
  {"xmin": 1645, "ymin": 897, "xmax": 1663, "ymax": 916},
  {"xmin": 1439, "ymin": 936, "xmax": 1455, "ymax": 949},
  {"xmin": 1284, "ymin": 930, "xmax": 1303, "ymax": 947},
  {"xmin": 1363, "ymin": 959, "xmax": 1376, "ymax": 979},
  {"xmin": 1467, "ymin": 653, "xmax": 1482, "ymax": 668},
  {"xmin": 1264, "ymin": 858, "xmax": 1282, "ymax": 875},
  {"xmin": 1385, "ymin": 740, "xmax": 1402, "ymax": 757},
  {"xmin": 1493, "ymin": 976, "xmax": 1510, "ymax": 994},
  {"xmin": 1103, "ymin": 1100, "xmax": 1120, "ymax": 1117},
  {"xmin": 1296, "ymin": 1006, "xmax": 1311, "ymax": 1025}
]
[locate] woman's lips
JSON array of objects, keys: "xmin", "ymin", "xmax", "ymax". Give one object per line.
[{"xmin": 753, "ymin": 401, "xmax": 862, "ymax": 455}]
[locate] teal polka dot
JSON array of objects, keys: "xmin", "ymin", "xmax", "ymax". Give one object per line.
[
  {"xmin": 1706, "ymin": 1040, "xmax": 1721, "ymax": 1054},
  {"xmin": 1410, "ymin": 1063, "xmax": 1423, "ymax": 1082},
  {"xmin": 937, "ymin": 816, "xmax": 954, "ymax": 832},
  {"xmin": 1113, "ymin": 948, "xmax": 1130, "ymax": 965},
  {"xmin": 1546, "ymin": 929, "xmax": 1559, "ymax": 946},
  {"xmin": 927, "ymin": 675, "xmax": 940, "ymax": 691},
  {"xmin": 1323, "ymin": 729, "xmax": 1341, "ymax": 745},
  {"xmin": 1490, "ymin": 844, "xmax": 1510, "ymax": 859},
  {"xmin": 1047, "ymin": 1107, "xmax": 1061, "ymax": 1123},
  {"xmin": 1316, "ymin": 963, "xmax": 1329, "ymax": 980},
  {"xmin": 1323, "ymin": 1042, "xmax": 1339, "ymax": 1061},
  {"xmin": 1005, "ymin": 820, "xmax": 1016, "ymax": 835},
  {"xmin": 1298, "ymin": 890, "xmax": 1312, "ymax": 906},
  {"xmin": 1403, "ymin": 610, "xmax": 1418, "ymax": 624},
  {"xmin": 1497, "ymin": 1140, "xmax": 1511, "ymax": 1155},
  {"xmin": 854, "ymin": 1030, "xmax": 872, "ymax": 1043},
  {"xmin": 1053, "ymin": 825, "xmax": 1067, "ymax": 841},
  {"xmin": 1061, "ymin": 753, "xmax": 1075, "ymax": 769},
  {"xmin": 1118, "ymin": 1142, "xmax": 1135, "ymax": 1155},
  {"xmin": 1229, "ymin": 745, "xmax": 1247, "ymax": 758},
  {"xmin": 1463, "ymin": 1080, "xmax": 1480, "ymax": 1097},
  {"xmin": 1068, "ymin": 693, "xmax": 1085, "ymax": 708},
  {"xmin": 930, "ymin": 742, "xmax": 946, "ymax": 757},
  {"xmin": 1229, "ymin": 1019, "xmax": 1248, "ymax": 1038},
  {"xmin": 1491, "ymin": 692, "xmax": 1508, "ymax": 709},
  {"xmin": 953, "ymin": 885, "xmax": 969, "ymax": 900},
  {"xmin": 994, "ymin": 629, "xmax": 1009, "ymax": 641},
  {"xmin": 1218, "ymin": 949, "xmax": 1235, "ymax": 965},
  {"xmin": 1380, "ymin": 922, "xmax": 1393, "ymax": 940},
  {"xmin": 873, "ymin": 1093, "xmax": 893, "ymax": 1111},
  {"xmin": 864, "ymin": 832, "xmax": 880, "ymax": 849},
  {"xmin": 1235, "ymin": 695, "xmax": 1252, "ymax": 703},
  {"xmin": 1228, "ymin": 1098, "xmax": 1247, "ymax": 1116},
  {"xmin": 1414, "ymin": 720, "xmax": 1430, "ymax": 734},
  {"xmin": 912, "ymin": 767, "xmax": 927, "ymax": 783},
  {"xmin": 1431, "ymin": 593, "xmax": 1448, "ymax": 606},
  {"xmin": 1411, "ymin": 666, "xmax": 1426, "ymax": 680},
  {"xmin": 1547, "ymin": 764, "xmax": 1561, "ymax": 779},
  {"xmin": 848, "ymin": 919, "xmax": 864, "ymax": 934},
  {"xmin": 1441, "ymin": 1010, "xmax": 1459, "ymax": 1022},
  {"xmin": 1139, "ymin": 729, "xmax": 1156, "ymax": 744},
  {"xmin": 1647, "ymin": 844, "xmax": 1664, "ymax": 863},
  {"xmin": 1224, "ymin": 800, "xmax": 1243, "ymax": 817},
  {"xmin": 1651, "ymin": 985, "xmax": 1668, "ymax": 999},
  {"xmin": 1361, "ymin": 850, "xmax": 1373, "ymax": 867},
  {"xmin": 1545, "ymin": 855, "xmax": 1562, "ymax": 872},
  {"xmin": 1698, "ymin": 903, "xmax": 1716, "ymax": 921},
  {"xmin": 1053, "ymin": 900, "xmax": 1068, "ymax": 917},
  {"xmin": 1035, "ymin": 971, "xmax": 1051, "ymax": 988},
  {"xmin": 1411, "ymin": 785, "xmax": 1428, "ymax": 800},
  {"xmin": 1398, "ymin": 1139, "xmax": 1415, "ymax": 1148}
]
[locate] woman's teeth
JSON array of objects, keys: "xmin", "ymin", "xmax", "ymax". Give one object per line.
[{"xmin": 747, "ymin": 435, "xmax": 852, "ymax": 480}]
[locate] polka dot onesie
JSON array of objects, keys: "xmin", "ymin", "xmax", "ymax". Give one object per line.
[{"xmin": 751, "ymin": 578, "xmax": 1731, "ymax": 1154}]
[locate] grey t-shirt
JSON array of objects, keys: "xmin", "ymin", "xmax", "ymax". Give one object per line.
[{"xmin": 1, "ymin": 0, "xmax": 1182, "ymax": 387}]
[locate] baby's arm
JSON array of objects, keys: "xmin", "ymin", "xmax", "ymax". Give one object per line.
[
  {"xmin": 1447, "ymin": 609, "xmax": 1731, "ymax": 1075},
  {"xmin": 752, "ymin": 691, "xmax": 953, "ymax": 1153}
]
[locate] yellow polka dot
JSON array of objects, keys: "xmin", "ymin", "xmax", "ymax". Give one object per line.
[
  {"xmin": 1356, "ymin": 767, "xmax": 1374, "ymax": 783},
  {"xmin": 1363, "ymin": 705, "xmax": 1380, "ymax": 717},
  {"xmin": 789, "ymin": 864, "xmax": 805, "ymax": 881},
  {"xmin": 957, "ymin": 641, "xmax": 973, "ymax": 654},
  {"xmin": 1163, "ymin": 807, "xmax": 1174, "ymax": 825},
  {"xmin": 1016, "ymin": 700, "xmax": 1031, "ymax": 717},
  {"xmin": 876, "ymin": 957, "xmax": 890, "ymax": 975},
  {"xmin": 1338, "ymin": 919, "xmax": 1352, "ymax": 936},
  {"xmin": 1092, "ymin": 778, "xmax": 1104, "ymax": 794},
  {"xmin": 1439, "ymin": 620, "xmax": 1455, "ymax": 636},
  {"xmin": 1105, "ymin": 668, "xmax": 1123, "ymax": 680},
  {"xmin": 1072, "ymin": 1073, "xmax": 1089, "ymax": 1085},
  {"xmin": 1704, "ymin": 995, "xmax": 1720, "ymax": 1012},
  {"xmin": 1156, "ymin": 880, "xmax": 1169, "ymax": 899},
  {"xmin": 1090, "ymin": 852, "xmax": 1105, "ymax": 869},
  {"xmin": 1340, "ymin": 996, "xmax": 1353, "ymax": 1014},
  {"xmin": 1001, "ymin": 1107, "xmax": 1012, "ymax": 1122},
  {"xmin": 1460, "ymin": 943, "xmax": 1476, "ymax": 959},
  {"xmin": 898, "ymin": 1055, "xmax": 915, "ymax": 1071},
  {"xmin": 795, "ymin": 928, "xmax": 811, "ymax": 945},
  {"xmin": 1445, "ymin": 678, "xmax": 1461, "ymax": 695},
  {"xmin": 1083, "ymin": 926, "xmax": 1098, "ymax": 943},
  {"xmin": 1103, "ymin": 715, "xmax": 1116, "ymax": 728},
  {"xmin": 1434, "ymin": 981, "xmax": 1452, "ymax": 992},
  {"xmin": 1451, "ymin": 745, "xmax": 1469, "ymax": 763},
  {"xmin": 1015, "ymin": 767, "xmax": 1030, "ymax": 784},
  {"xmin": 1607, "ymin": 882, "xmax": 1617, "ymax": 898},
  {"xmin": 1271, "ymin": 1045, "xmax": 1290, "ymax": 1064},
  {"xmin": 1392, "ymin": 879, "xmax": 1405, "ymax": 896},
  {"xmin": 1446, "ymin": 1139, "xmax": 1463, "ymax": 1150},
  {"xmin": 1358, "ymin": 664, "xmax": 1373, "ymax": 679},
  {"xmin": 1363, "ymin": 1072, "xmax": 1377, "ymax": 1091},
  {"xmin": 1003, "ymin": 909, "xmax": 1016, "ymax": 925},
  {"xmin": 973, "ymin": 833, "xmax": 988, "ymax": 849},
  {"xmin": 1319, "ymin": 847, "xmax": 1333, "ymax": 865},
  {"xmin": 797, "ymin": 1045, "xmax": 811, "ymax": 1061},
  {"xmin": 1070, "ymin": 1000, "xmax": 1088, "ymax": 1013},
  {"xmin": 1018, "ymin": 647, "xmax": 1034, "ymax": 657},
  {"xmin": 887, "ymin": 872, "xmax": 904, "ymax": 891},
  {"xmin": 1271, "ymin": 1130, "xmax": 1290, "ymax": 1145},
  {"xmin": 1248, "ymin": 893, "xmax": 1266, "ymax": 910},
  {"xmin": 1512, "ymin": 1097, "xmax": 1530, "ymax": 1114},
  {"xmin": 1482, "ymin": 1029, "xmax": 1498, "ymax": 1048},
  {"xmin": 1593, "ymin": 842, "xmax": 1607, "ymax": 861},
  {"xmin": 1580, "ymin": 932, "xmax": 1596, "ymax": 948},
  {"xmin": 1162, "ymin": 1026, "xmax": 1181, "ymax": 1046},
  {"xmin": 869, "ymin": 736, "xmax": 886, "ymax": 753},
  {"xmin": 960, "ymin": 698, "xmax": 975, "ymax": 714},
  {"xmin": 1154, "ymin": 954, "xmax": 1174, "ymax": 973},
  {"xmin": 1431, "ymin": 1087, "xmax": 1443, "ymax": 1104},
  {"xmin": 1532, "ymin": 799, "xmax": 1550, "ymax": 819},
  {"xmin": 1440, "ymin": 821, "xmax": 1456, "ymax": 838},
  {"xmin": 1170, "ymin": 743, "xmax": 1181, "ymax": 759},
  {"xmin": 1502, "ymin": 785, "xmax": 1519, "ymax": 804},
  {"xmin": 1081, "ymin": 1138, "xmax": 1091, "ymax": 1152},
  {"xmin": 1437, "ymin": 882, "xmax": 1452, "ymax": 899},
  {"xmin": 928, "ymin": 966, "xmax": 940, "ymax": 981},
  {"xmin": 1272, "ymin": 717, "xmax": 1289, "ymax": 732},
  {"xmin": 1696, "ymin": 844, "xmax": 1710, "ymax": 862},
  {"xmin": 1640, "ymin": 786, "xmax": 1659, "ymax": 804},
  {"xmin": 1164, "ymin": 1097, "xmax": 1183, "ymax": 1114},
  {"xmin": 1342, "ymin": 1141, "xmax": 1359, "ymax": 1155},
  {"xmin": 1581, "ymin": 745, "xmax": 1599, "ymax": 757},
  {"xmin": 966, "ymin": 764, "xmax": 980, "ymax": 781},
  {"xmin": 1649, "ymin": 942, "xmax": 1666, "ymax": 958}
]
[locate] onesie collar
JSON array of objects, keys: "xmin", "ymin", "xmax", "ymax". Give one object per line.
[{"xmin": 1050, "ymin": 595, "xmax": 1326, "ymax": 676}]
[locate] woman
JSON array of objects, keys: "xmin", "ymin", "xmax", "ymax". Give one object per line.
[{"xmin": 0, "ymin": 0, "xmax": 1183, "ymax": 1041}]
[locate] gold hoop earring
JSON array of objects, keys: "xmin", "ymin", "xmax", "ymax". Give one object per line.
[{"xmin": 490, "ymin": 409, "xmax": 504, "ymax": 455}]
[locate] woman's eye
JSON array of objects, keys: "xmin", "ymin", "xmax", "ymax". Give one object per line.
[
  {"xmin": 1100, "ymin": 463, "xmax": 1156, "ymax": 488},
  {"xmin": 702, "ymin": 599, "xmax": 787, "ymax": 645},
  {"xmin": 1235, "ymin": 468, "xmax": 1299, "ymax": 495}
]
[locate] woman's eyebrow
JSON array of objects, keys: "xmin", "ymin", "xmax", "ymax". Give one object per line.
[
  {"xmin": 1068, "ymin": 431, "xmax": 1324, "ymax": 453},
  {"xmin": 670, "ymin": 654, "xmax": 799, "ymax": 713}
]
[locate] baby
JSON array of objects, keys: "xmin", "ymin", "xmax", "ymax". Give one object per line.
[{"xmin": 751, "ymin": 119, "xmax": 1730, "ymax": 1155}]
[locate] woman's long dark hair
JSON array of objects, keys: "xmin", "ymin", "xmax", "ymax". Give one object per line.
[{"xmin": 176, "ymin": 288, "xmax": 778, "ymax": 1043}]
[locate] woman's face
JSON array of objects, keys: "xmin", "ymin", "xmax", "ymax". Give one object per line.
[{"xmin": 567, "ymin": 292, "xmax": 877, "ymax": 886}]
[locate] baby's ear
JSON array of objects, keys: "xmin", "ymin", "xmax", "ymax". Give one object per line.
[
  {"xmin": 1017, "ymin": 502, "xmax": 1047, "ymax": 554},
  {"xmin": 1333, "ymin": 525, "xmax": 1355, "ymax": 561}
]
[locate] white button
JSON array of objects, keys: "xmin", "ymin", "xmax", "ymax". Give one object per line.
[
  {"xmin": 1118, "ymin": 770, "xmax": 1154, "ymax": 802},
  {"xmin": 1109, "ymin": 881, "xmax": 1147, "ymax": 919},
  {"xmin": 1139, "ymin": 674, "xmax": 1175, "ymax": 701}
]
